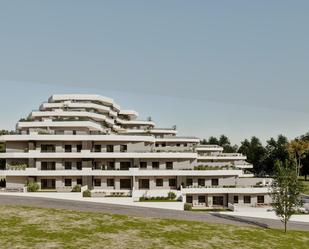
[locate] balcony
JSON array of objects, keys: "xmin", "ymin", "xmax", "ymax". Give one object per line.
[
  {"xmin": 5, "ymin": 163, "xmax": 28, "ymax": 170},
  {"xmin": 181, "ymin": 186, "xmax": 269, "ymax": 194}
]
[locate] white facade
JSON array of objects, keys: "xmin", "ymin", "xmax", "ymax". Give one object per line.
[{"xmin": 0, "ymin": 94, "xmax": 271, "ymax": 209}]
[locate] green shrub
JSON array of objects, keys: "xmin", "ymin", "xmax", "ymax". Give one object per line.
[
  {"xmin": 184, "ymin": 203, "xmax": 192, "ymax": 211},
  {"xmin": 83, "ymin": 189, "xmax": 91, "ymax": 197},
  {"xmin": 72, "ymin": 185, "xmax": 81, "ymax": 192},
  {"xmin": 167, "ymin": 191, "xmax": 176, "ymax": 200},
  {"xmin": 27, "ymin": 181, "xmax": 39, "ymax": 192}
]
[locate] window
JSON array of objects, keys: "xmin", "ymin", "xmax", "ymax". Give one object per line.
[
  {"xmin": 107, "ymin": 178, "xmax": 114, "ymax": 187},
  {"xmin": 257, "ymin": 195, "xmax": 264, "ymax": 204},
  {"xmin": 166, "ymin": 162, "xmax": 173, "ymax": 170},
  {"xmin": 198, "ymin": 195, "xmax": 206, "ymax": 203},
  {"xmin": 244, "ymin": 196, "xmax": 251, "ymax": 204},
  {"xmin": 76, "ymin": 161, "xmax": 82, "ymax": 170},
  {"xmin": 120, "ymin": 145, "xmax": 127, "ymax": 152},
  {"xmin": 155, "ymin": 143, "xmax": 159, "ymax": 147},
  {"xmin": 169, "ymin": 178, "xmax": 176, "ymax": 187},
  {"xmin": 139, "ymin": 179, "xmax": 150, "ymax": 189},
  {"xmin": 120, "ymin": 179, "xmax": 131, "ymax": 189},
  {"xmin": 107, "ymin": 161, "xmax": 115, "ymax": 170},
  {"xmin": 176, "ymin": 143, "xmax": 180, "ymax": 147},
  {"xmin": 41, "ymin": 162, "xmax": 55, "ymax": 170},
  {"xmin": 234, "ymin": 195, "xmax": 239, "ymax": 204},
  {"xmin": 41, "ymin": 179, "xmax": 55, "ymax": 189},
  {"xmin": 106, "ymin": 145, "xmax": 114, "ymax": 152},
  {"xmin": 73, "ymin": 130, "xmax": 77, "ymax": 135},
  {"xmin": 65, "ymin": 145, "xmax": 72, "ymax": 152},
  {"xmin": 152, "ymin": 162, "xmax": 159, "ymax": 169},
  {"xmin": 64, "ymin": 162, "xmax": 72, "ymax": 170},
  {"xmin": 211, "ymin": 178, "xmax": 219, "ymax": 186},
  {"xmin": 120, "ymin": 162, "xmax": 131, "ymax": 170},
  {"xmin": 184, "ymin": 143, "xmax": 187, "ymax": 147},
  {"xmin": 186, "ymin": 178, "xmax": 193, "ymax": 186},
  {"xmin": 140, "ymin": 161, "xmax": 147, "ymax": 169},
  {"xmin": 94, "ymin": 179, "xmax": 101, "ymax": 187},
  {"xmin": 186, "ymin": 195, "xmax": 193, "ymax": 203},
  {"xmin": 94, "ymin": 144, "xmax": 101, "ymax": 152},
  {"xmin": 64, "ymin": 179, "xmax": 72, "ymax": 187},
  {"xmin": 156, "ymin": 178, "xmax": 163, "ymax": 187},
  {"xmin": 41, "ymin": 144, "xmax": 55, "ymax": 152},
  {"xmin": 162, "ymin": 143, "xmax": 166, "ymax": 147},
  {"xmin": 198, "ymin": 178, "xmax": 205, "ymax": 187},
  {"xmin": 77, "ymin": 178, "xmax": 82, "ymax": 185},
  {"xmin": 76, "ymin": 144, "xmax": 82, "ymax": 152},
  {"xmin": 213, "ymin": 196, "xmax": 224, "ymax": 206},
  {"xmin": 55, "ymin": 130, "xmax": 64, "ymax": 135}
]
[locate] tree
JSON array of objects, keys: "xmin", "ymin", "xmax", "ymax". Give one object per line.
[
  {"xmin": 287, "ymin": 139, "xmax": 309, "ymax": 177},
  {"xmin": 238, "ymin": 136, "xmax": 266, "ymax": 175},
  {"xmin": 299, "ymin": 133, "xmax": 309, "ymax": 180},
  {"xmin": 263, "ymin": 135, "xmax": 290, "ymax": 174},
  {"xmin": 200, "ymin": 135, "xmax": 237, "ymax": 153},
  {"xmin": 270, "ymin": 159, "xmax": 304, "ymax": 233}
]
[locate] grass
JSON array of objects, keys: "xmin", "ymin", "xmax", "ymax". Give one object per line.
[
  {"xmin": 299, "ymin": 176, "xmax": 309, "ymax": 195},
  {"xmin": 0, "ymin": 206, "xmax": 308, "ymax": 249}
]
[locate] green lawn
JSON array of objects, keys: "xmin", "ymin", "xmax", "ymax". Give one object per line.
[
  {"xmin": 0, "ymin": 206, "xmax": 308, "ymax": 249},
  {"xmin": 299, "ymin": 176, "xmax": 309, "ymax": 195}
]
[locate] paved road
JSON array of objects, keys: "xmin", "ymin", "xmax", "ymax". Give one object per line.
[{"xmin": 0, "ymin": 195, "xmax": 309, "ymax": 231}]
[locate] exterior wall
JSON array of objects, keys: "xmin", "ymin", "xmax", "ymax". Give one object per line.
[
  {"xmin": 237, "ymin": 177, "xmax": 272, "ymax": 186},
  {"xmin": 227, "ymin": 193, "xmax": 272, "ymax": 206},
  {"xmin": 6, "ymin": 176, "xmax": 27, "ymax": 189},
  {"xmin": 134, "ymin": 176, "xmax": 177, "ymax": 190},
  {"xmin": 187, "ymin": 193, "xmax": 271, "ymax": 208},
  {"xmin": 92, "ymin": 176, "xmax": 132, "ymax": 190},
  {"xmin": 136, "ymin": 159, "xmax": 195, "ymax": 170},
  {"xmin": 36, "ymin": 176, "xmax": 83, "ymax": 190},
  {"xmin": 1, "ymin": 94, "xmax": 267, "ymax": 210},
  {"xmin": 5, "ymin": 141, "xmax": 28, "ymax": 152},
  {"xmin": 178, "ymin": 176, "xmax": 236, "ymax": 187}
]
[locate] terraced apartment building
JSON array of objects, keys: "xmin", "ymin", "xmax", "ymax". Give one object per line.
[{"xmin": 0, "ymin": 94, "xmax": 271, "ymax": 209}]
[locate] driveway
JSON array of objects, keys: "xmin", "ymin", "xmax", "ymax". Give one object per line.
[{"xmin": 1, "ymin": 195, "xmax": 309, "ymax": 231}]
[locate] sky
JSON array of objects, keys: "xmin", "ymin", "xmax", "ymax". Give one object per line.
[{"xmin": 0, "ymin": 1, "xmax": 308, "ymax": 145}]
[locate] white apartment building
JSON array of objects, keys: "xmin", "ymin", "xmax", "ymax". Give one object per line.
[{"xmin": 0, "ymin": 94, "xmax": 271, "ymax": 209}]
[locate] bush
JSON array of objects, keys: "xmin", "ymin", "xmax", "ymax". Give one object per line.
[
  {"xmin": 27, "ymin": 181, "xmax": 39, "ymax": 192},
  {"xmin": 167, "ymin": 191, "xmax": 176, "ymax": 200},
  {"xmin": 184, "ymin": 203, "xmax": 192, "ymax": 211},
  {"xmin": 83, "ymin": 189, "xmax": 91, "ymax": 197},
  {"xmin": 72, "ymin": 185, "xmax": 81, "ymax": 192},
  {"xmin": 177, "ymin": 196, "xmax": 183, "ymax": 202}
]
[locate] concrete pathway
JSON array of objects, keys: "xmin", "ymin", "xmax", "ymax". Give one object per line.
[{"xmin": 1, "ymin": 194, "xmax": 309, "ymax": 231}]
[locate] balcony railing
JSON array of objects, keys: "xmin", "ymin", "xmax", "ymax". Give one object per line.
[{"xmin": 6, "ymin": 163, "xmax": 28, "ymax": 170}]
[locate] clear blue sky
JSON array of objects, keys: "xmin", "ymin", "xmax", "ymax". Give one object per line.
[{"xmin": 0, "ymin": 1, "xmax": 308, "ymax": 144}]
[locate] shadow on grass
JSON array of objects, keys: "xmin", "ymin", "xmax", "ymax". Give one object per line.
[{"xmin": 209, "ymin": 213, "xmax": 269, "ymax": 229}]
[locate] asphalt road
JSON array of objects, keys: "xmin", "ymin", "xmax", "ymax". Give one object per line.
[{"xmin": 1, "ymin": 195, "xmax": 309, "ymax": 231}]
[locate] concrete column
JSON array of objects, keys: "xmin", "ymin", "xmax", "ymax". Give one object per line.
[
  {"xmin": 35, "ymin": 160, "xmax": 40, "ymax": 169},
  {"xmin": 56, "ymin": 178, "xmax": 63, "ymax": 188},
  {"xmin": 115, "ymin": 161, "xmax": 120, "ymax": 170},
  {"xmin": 55, "ymin": 143, "xmax": 62, "ymax": 153},
  {"xmin": 56, "ymin": 161, "xmax": 63, "ymax": 170},
  {"xmin": 115, "ymin": 177, "xmax": 120, "ymax": 190},
  {"xmin": 207, "ymin": 196, "xmax": 212, "ymax": 207},
  {"xmin": 149, "ymin": 177, "xmax": 155, "ymax": 189},
  {"xmin": 193, "ymin": 195, "xmax": 198, "ymax": 206}
]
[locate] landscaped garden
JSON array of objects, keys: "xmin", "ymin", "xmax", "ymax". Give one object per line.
[{"xmin": 0, "ymin": 205, "xmax": 308, "ymax": 249}]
